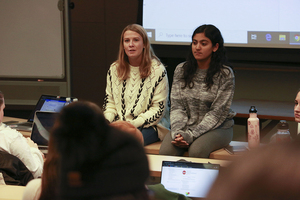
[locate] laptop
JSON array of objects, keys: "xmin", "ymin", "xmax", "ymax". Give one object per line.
[
  {"xmin": 160, "ymin": 161, "xmax": 219, "ymax": 199},
  {"xmin": 7, "ymin": 94, "xmax": 76, "ymax": 131},
  {"xmin": 30, "ymin": 111, "xmax": 59, "ymax": 154}
]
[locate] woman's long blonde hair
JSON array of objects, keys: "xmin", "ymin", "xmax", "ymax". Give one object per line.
[{"xmin": 116, "ymin": 24, "xmax": 160, "ymax": 80}]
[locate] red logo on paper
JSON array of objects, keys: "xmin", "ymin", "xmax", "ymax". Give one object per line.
[{"xmin": 182, "ymin": 170, "xmax": 186, "ymax": 175}]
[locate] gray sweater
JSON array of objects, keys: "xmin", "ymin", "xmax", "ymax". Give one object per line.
[{"xmin": 170, "ymin": 62, "xmax": 236, "ymax": 144}]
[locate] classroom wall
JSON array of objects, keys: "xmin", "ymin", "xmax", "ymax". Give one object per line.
[
  {"xmin": 69, "ymin": 0, "xmax": 139, "ymax": 106},
  {"xmin": 4, "ymin": 1, "xmax": 299, "ymax": 139},
  {"xmin": 69, "ymin": 0, "xmax": 300, "ymax": 107},
  {"xmin": 0, "ymin": 0, "xmax": 71, "ymax": 107},
  {"xmin": 67, "ymin": 1, "xmax": 300, "ymax": 141},
  {"xmin": 2, "ymin": 0, "xmax": 298, "ymax": 109}
]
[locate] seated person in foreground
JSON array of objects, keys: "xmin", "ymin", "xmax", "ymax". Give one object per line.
[
  {"xmin": 23, "ymin": 101, "xmax": 150, "ymax": 200},
  {"xmin": 0, "ymin": 91, "xmax": 43, "ymax": 181},
  {"xmin": 110, "ymin": 120, "xmax": 144, "ymax": 144},
  {"xmin": 110, "ymin": 121, "xmax": 192, "ymax": 200},
  {"xmin": 159, "ymin": 24, "xmax": 235, "ymax": 158},
  {"xmin": 0, "ymin": 151, "xmax": 34, "ymax": 186},
  {"xmin": 206, "ymin": 140, "xmax": 300, "ymax": 200}
]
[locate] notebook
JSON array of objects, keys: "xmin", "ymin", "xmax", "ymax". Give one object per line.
[
  {"xmin": 160, "ymin": 161, "xmax": 219, "ymax": 199},
  {"xmin": 30, "ymin": 111, "xmax": 59, "ymax": 154},
  {"xmin": 7, "ymin": 94, "xmax": 76, "ymax": 131}
]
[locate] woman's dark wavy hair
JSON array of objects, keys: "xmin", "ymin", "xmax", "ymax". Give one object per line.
[
  {"xmin": 182, "ymin": 24, "xmax": 232, "ymax": 89},
  {"xmin": 53, "ymin": 101, "xmax": 109, "ymax": 173},
  {"xmin": 39, "ymin": 101, "xmax": 110, "ymax": 200}
]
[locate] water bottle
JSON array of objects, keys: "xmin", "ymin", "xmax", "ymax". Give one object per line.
[
  {"xmin": 65, "ymin": 97, "xmax": 71, "ymax": 106},
  {"xmin": 270, "ymin": 120, "xmax": 291, "ymax": 143},
  {"xmin": 247, "ymin": 106, "xmax": 260, "ymax": 149}
]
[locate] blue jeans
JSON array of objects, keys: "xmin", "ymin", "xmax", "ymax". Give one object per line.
[{"xmin": 138, "ymin": 126, "xmax": 160, "ymax": 146}]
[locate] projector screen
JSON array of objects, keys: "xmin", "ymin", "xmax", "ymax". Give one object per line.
[{"xmin": 142, "ymin": 0, "xmax": 300, "ymax": 49}]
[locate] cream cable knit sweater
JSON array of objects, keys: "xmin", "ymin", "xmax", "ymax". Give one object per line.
[{"xmin": 103, "ymin": 59, "xmax": 170, "ymax": 140}]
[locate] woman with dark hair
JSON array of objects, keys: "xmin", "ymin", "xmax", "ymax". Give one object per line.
[
  {"xmin": 160, "ymin": 24, "xmax": 235, "ymax": 158},
  {"xmin": 103, "ymin": 24, "xmax": 170, "ymax": 146},
  {"xmin": 23, "ymin": 101, "xmax": 150, "ymax": 200},
  {"xmin": 0, "ymin": 91, "xmax": 43, "ymax": 180}
]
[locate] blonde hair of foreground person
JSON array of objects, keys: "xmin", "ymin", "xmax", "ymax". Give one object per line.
[{"xmin": 206, "ymin": 140, "xmax": 300, "ymax": 200}]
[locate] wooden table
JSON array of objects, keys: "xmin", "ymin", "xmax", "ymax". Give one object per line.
[
  {"xmin": 3, "ymin": 116, "xmax": 27, "ymax": 124},
  {"xmin": 231, "ymin": 99, "xmax": 295, "ymax": 139},
  {"xmin": 3, "ymin": 116, "xmax": 30, "ymax": 137},
  {"xmin": 0, "ymin": 185, "xmax": 26, "ymax": 200},
  {"xmin": 147, "ymin": 154, "xmax": 231, "ymax": 178}
]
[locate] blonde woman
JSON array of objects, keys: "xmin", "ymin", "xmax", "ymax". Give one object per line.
[{"xmin": 103, "ymin": 24, "xmax": 170, "ymax": 145}]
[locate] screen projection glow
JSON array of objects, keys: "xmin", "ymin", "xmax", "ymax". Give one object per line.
[{"xmin": 142, "ymin": 0, "xmax": 300, "ymax": 48}]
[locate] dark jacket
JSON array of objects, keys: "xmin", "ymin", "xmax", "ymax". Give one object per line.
[{"xmin": 0, "ymin": 150, "xmax": 33, "ymax": 186}]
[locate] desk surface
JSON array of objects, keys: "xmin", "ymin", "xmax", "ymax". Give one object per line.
[
  {"xmin": 3, "ymin": 116, "xmax": 26, "ymax": 123},
  {"xmin": 0, "ymin": 156, "xmax": 226, "ymax": 200},
  {"xmin": 147, "ymin": 154, "xmax": 231, "ymax": 177},
  {"xmin": 3, "ymin": 116, "xmax": 30, "ymax": 137},
  {"xmin": 0, "ymin": 185, "xmax": 25, "ymax": 200},
  {"xmin": 232, "ymin": 99, "xmax": 295, "ymax": 121},
  {"xmin": 209, "ymin": 141, "xmax": 248, "ymax": 160}
]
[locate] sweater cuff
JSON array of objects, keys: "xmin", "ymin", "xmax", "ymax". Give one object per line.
[
  {"xmin": 180, "ymin": 129, "xmax": 194, "ymax": 144},
  {"xmin": 131, "ymin": 117, "xmax": 145, "ymax": 128},
  {"xmin": 104, "ymin": 113, "xmax": 115, "ymax": 123},
  {"xmin": 171, "ymin": 130, "xmax": 184, "ymax": 140}
]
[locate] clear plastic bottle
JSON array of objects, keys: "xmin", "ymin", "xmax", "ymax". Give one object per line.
[
  {"xmin": 270, "ymin": 120, "xmax": 291, "ymax": 143},
  {"xmin": 247, "ymin": 106, "xmax": 260, "ymax": 149},
  {"xmin": 65, "ymin": 97, "xmax": 71, "ymax": 106}
]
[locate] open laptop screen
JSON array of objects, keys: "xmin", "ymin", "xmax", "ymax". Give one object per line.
[
  {"xmin": 161, "ymin": 161, "xmax": 219, "ymax": 198},
  {"xmin": 30, "ymin": 111, "xmax": 59, "ymax": 146},
  {"xmin": 40, "ymin": 99, "xmax": 67, "ymax": 112},
  {"xmin": 28, "ymin": 95, "xmax": 75, "ymax": 123}
]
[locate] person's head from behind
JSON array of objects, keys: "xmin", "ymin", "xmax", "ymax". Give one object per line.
[
  {"xmin": 190, "ymin": 24, "xmax": 225, "ymax": 68},
  {"xmin": 0, "ymin": 91, "xmax": 4, "ymax": 123},
  {"xmin": 40, "ymin": 101, "xmax": 107, "ymax": 200},
  {"xmin": 52, "ymin": 101, "xmax": 149, "ymax": 199},
  {"xmin": 294, "ymin": 88, "xmax": 300, "ymax": 123},
  {"xmin": 117, "ymin": 24, "xmax": 158, "ymax": 79},
  {"xmin": 110, "ymin": 121, "xmax": 144, "ymax": 145},
  {"xmin": 206, "ymin": 141, "xmax": 300, "ymax": 200}
]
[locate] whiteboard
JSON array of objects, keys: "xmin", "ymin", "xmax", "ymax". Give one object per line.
[{"xmin": 0, "ymin": 0, "xmax": 65, "ymax": 78}]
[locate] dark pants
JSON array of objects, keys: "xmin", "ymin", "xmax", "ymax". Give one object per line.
[
  {"xmin": 139, "ymin": 126, "xmax": 160, "ymax": 146},
  {"xmin": 159, "ymin": 127, "xmax": 233, "ymax": 158}
]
